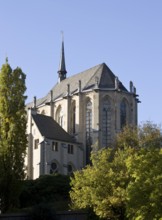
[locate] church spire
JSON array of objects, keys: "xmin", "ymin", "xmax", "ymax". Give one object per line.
[{"xmin": 58, "ymin": 32, "xmax": 67, "ymax": 82}]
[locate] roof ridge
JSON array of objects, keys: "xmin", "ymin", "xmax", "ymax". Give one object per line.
[
  {"xmin": 26, "ymin": 62, "xmax": 128, "ymax": 108},
  {"xmin": 65, "ymin": 63, "xmax": 104, "ymax": 81}
]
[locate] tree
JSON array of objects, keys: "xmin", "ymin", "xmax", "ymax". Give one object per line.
[
  {"xmin": 70, "ymin": 147, "xmax": 132, "ymax": 219},
  {"xmin": 0, "ymin": 59, "xmax": 27, "ymax": 213},
  {"xmin": 126, "ymin": 147, "xmax": 162, "ymax": 220},
  {"xmin": 70, "ymin": 123, "xmax": 162, "ymax": 219},
  {"xmin": 115, "ymin": 122, "xmax": 162, "ymax": 149}
]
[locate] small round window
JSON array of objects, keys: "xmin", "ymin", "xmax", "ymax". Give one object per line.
[{"xmin": 50, "ymin": 162, "xmax": 58, "ymax": 174}]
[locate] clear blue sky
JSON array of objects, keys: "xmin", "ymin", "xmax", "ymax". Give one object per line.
[{"xmin": 0, "ymin": 0, "xmax": 162, "ymax": 125}]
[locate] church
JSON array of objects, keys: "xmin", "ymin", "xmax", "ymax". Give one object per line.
[{"xmin": 26, "ymin": 39, "xmax": 140, "ymax": 179}]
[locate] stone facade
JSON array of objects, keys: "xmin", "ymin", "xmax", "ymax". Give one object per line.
[{"xmin": 26, "ymin": 40, "xmax": 139, "ymax": 179}]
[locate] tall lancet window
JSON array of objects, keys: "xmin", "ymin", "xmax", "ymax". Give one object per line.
[
  {"xmin": 120, "ymin": 99, "xmax": 127, "ymax": 129},
  {"xmin": 56, "ymin": 105, "xmax": 63, "ymax": 127},
  {"xmin": 86, "ymin": 99, "xmax": 92, "ymax": 164},
  {"xmin": 86, "ymin": 100, "xmax": 92, "ymax": 144},
  {"xmin": 70, "ymin": 100, "xmax": 76, "ymax": 134},
  {"xmin": 102, "ymin": 97, "xmax": 111, "ymax": 147}
]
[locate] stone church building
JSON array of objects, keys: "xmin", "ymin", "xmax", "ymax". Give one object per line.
[{"xmin": 26, "ymin": 39, "xmax": 140, "ymax": 179}]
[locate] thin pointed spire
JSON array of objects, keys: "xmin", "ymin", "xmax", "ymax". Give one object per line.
[{"xmin": 58, "ymin": 31, "xmax": 67, "ymax": 82}]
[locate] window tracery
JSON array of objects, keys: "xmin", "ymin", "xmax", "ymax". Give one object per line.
[
  {"xmin": 102, "ymin": 97, "xmax": 111, "ymax": 147},
  {"xmin": 50, "ymin": 161, "xmax": 59, "ymax": 174},
  {"xmin": 70, "ymin": 100, "xmax": 76, "ymax": 134},
  {"xmin": 85, "ymin": 99, "xmax": 92, "ymax": 164},
  {"xmin": 120, "ymin": 99, "xmax": 127, "ymax": 129},
  {"xmin": 86, "ymin": 100, "xmax": 92, "ymax": 146}
]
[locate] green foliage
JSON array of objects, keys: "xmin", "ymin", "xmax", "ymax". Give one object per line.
[
  {"xmin": 138, "ymin": 122, "xmax": 162, "ymax": 149},
  {"xmin": 0, "ymin": 173, "xmax": 23, "ymax": 213},
  {"xmin": 0, "ymin": 60, "xmax": 27, "ymax": 213},
  {"xmin": 126, "ymin": 147, "xmax": 162, "ymax": 219},
  {"xmin": 115, "ymin": 125, "xmax": 139, "ymax": 149},
  {"xmin": 70, "ymin": 123, "xmax": 162, "ymax": 220},
  {"xmin": 19, "ymin": 174, "xmax": 71, "ymax": 211},
  {"xmin": 70, "ymin": 148, "xmax": 131, "ymax": 219}
]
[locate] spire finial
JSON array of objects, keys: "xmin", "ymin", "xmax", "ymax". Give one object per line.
[
  {"xmin": 58, "ymin": 31, "xmax": 67, "ymax": 82},
  {"xmin": 61, "ymin": 30, "xmax": 64, "ymax": 42}
]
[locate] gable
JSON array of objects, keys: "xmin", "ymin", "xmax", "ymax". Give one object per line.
[{"xmin": 32, "ymin": 113, "xmax": 76, "ymax": 143}]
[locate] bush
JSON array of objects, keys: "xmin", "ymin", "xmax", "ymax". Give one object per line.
[{"xmin": 19, "ymin": 174, "xmax": 70, "ymax": 211}]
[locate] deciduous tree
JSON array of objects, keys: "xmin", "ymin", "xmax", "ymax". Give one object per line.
[
  {"xmin": 0, "ymin": 59, "xmax": 27, "ymax": 213},
  {"xmin": 70, "ymin": 123, "xmax": 162, "ymax": 219},
  {"xmin": 126, "ymin": 147, "xmax": 162, "ymax": 219}
]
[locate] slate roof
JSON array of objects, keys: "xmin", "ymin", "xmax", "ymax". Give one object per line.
[
  {"xmin": 32, "ymin": 113, "xmax": 76, "ymax": 143},
  {"xmin": 27, "ymin": 63, "xmax": 128, "ymax": 108}
]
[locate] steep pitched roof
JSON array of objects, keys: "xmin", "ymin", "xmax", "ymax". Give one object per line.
[
  {"xmin": 27, "ymin": 63, "xmax": 128, "ymax": 107},
  {"xmin": 32, "ymin": 113, "xmax": 76, "ymax": 143}
]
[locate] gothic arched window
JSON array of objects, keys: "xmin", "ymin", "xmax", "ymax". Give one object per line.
[
  {"xmin": 70, "ymin": 101, "xmax": 76, "ymax": 134},
  {"xmin": 56, "ymin": 105, "xmax": 63, "ymax": 127},
  {"xmin": 102, "ymin": 97, "xmax": 111, "ymax": 147},
  {"xmin": 85, "ymin": 99, "xmax": 92, "ymax": 164},
  {"xmin": 120, "ymin": 99, "xmax": 127, "ymax": 129},
  {"xmin": 50, "ymin": 161, "xmax": 59, "ymax": 174},
  {"xmin": 86, "ymin": 100, "xmax": 92, "ymax": 146}
]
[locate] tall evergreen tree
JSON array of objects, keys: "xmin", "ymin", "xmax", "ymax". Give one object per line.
[{"xmin": 0, "ymin": 59, "xmax": 27, "ymax": 213}]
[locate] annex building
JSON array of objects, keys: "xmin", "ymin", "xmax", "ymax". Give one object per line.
[{"xmin": 26, "ymin": 40, "xmax": 140, "ymax": 179}]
